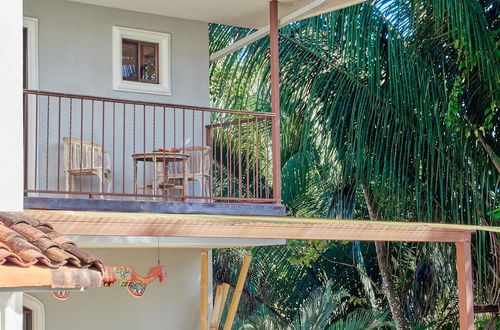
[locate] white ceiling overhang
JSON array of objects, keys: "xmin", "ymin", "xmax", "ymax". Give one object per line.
[{"xmin": 68, "ymin": 0, "xmax": 366, "ymax": 29}]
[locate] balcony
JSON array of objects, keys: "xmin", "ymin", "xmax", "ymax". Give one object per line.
[{"xmin": 23, "ymin": 90, "xmax": 284, "ymax": 216}]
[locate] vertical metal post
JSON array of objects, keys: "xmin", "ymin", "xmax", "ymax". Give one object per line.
[
  {"xmin": 456, "ymin": 237, "xmax": 474, "ymax": 330},
  {"xmin": 270, "ymin": 0, "xmax": 282, "ymax": 204}
]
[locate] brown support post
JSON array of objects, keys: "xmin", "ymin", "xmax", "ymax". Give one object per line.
[
  {"xmin": 200, "ymin": 250, "xmax": 209, "ymax": 330},
  {"xmin": 270, "ymin": 0, "xmax": 282, "ymax": 204},
  {"xmin": 456, "ymin": 238, "xmax": 474, "ymax": 330}
]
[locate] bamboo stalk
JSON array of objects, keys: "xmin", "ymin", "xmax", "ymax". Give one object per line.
[
  {"xmin": 223, "ymin": 255, "xmax": 252, "ymax": 330},
  {"xmin": 219, "ymin": 284, "xmax": 230, "ymax": 326},
  {"xmin": 200, "ymin": 250, "xmax": 209, "ymax": 330},
  {"xmin": 210, "ymin": 285, "xmax": 223, "ymax": 330},
  {"xmin": 210, "ymin": 283, "xmax": 230, "ymax": 329}
]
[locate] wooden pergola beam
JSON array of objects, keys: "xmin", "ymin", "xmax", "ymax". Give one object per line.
[{"xmin": 23, "ymin": 210, "xmax": 479, "ymax": 243}]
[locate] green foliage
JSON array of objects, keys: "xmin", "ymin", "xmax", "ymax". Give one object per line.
[
  {"xmin": 210, "ymin": 0, "xmax": 500, "ymax": 326},
  {"xmin": 288, "ymin": 241, "xmax": 336, "ymax": 268},
  {"xmin": 235, "ymin": 281, "xmax": 392, "ymax": 330},
  {"xmin": 291, "ymin": 281, "xmax": 348, "ymax": 329},
  {"xmin": 327, "ymin": 309, "xmax": 393, "ymax": 330}
]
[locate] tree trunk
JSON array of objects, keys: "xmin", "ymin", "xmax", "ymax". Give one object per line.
[
  {"xmin": 362, "ymin": 185, "xmax": 409, "ymax": 330},
  {"xmin": 477, "ymin": 133, "xmax": 500, "ymax": 174}
]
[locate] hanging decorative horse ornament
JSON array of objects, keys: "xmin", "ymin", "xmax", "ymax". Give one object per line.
[
  {"xmin": 52, "ymin": 265, "xmax": 166, "ymax": 299},
  {"xmin": 102, "ymin": 265, "xmax": 167, "ymax": 297}
]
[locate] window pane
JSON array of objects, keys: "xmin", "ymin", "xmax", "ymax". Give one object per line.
[
  {"xmin": 122, "ymin": 40, "xmax": 138, "ymax": 81},
  {"xmin": 23, "ymin": 307, "xmax": 33, "ymax": 330},
  {"xmin": 140, "ymin": 44, "xmax": 158, "ymax": 83}
]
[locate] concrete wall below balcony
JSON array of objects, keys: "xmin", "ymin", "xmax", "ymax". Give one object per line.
[{"xmin": 31, "ymin": 248, "xmax": 206, "ymax": 330}]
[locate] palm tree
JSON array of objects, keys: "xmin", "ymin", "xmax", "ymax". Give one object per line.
[{"xmin": 210, "ymin": 0, "xmax": 499, "ymax": 328}]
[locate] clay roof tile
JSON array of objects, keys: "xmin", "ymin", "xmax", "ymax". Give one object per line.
[{"xmin": 0, "ymin": 213, "xmax": 103, "ymax": 273}]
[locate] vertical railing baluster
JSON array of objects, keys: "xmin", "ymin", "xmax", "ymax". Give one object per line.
[
  {"xmin": 79, "ymin": 99, "xmax": 84, "ymax": 192},
  {"xmin": 173, "ymin": 107, "xmax": 177, "ymax": 200},
  {"xmin": 201, "ymin": 111, "xmax": 205, "ymax": 199},
  {"xmin": 23, "ymin": 92, "xmax": 28, "ymax": 194},
  {"xmin": 34, "ymin": 94, "xmax": 39, "ymax": 191},
  {"xmin": 112, "ymin": 102, "xmax": 116, "ymax": 195},
  {"xmin": 90, "ymin": 100, "xmax": 95, "ymax": 196},
  {"xmin": 192, "ymin": 110, "xmax": 195, "ymax": 196},
  {"xmin": 152, "ymin": 105, "xmax": 157, "ymax": 198},
  {"xmin": 143, "ymin": 104, "xmax": 146, "ymax": 197},
  {"xmin": 210, "ymin": 116, "xmax": 215, "ymax": 199},
  {"xmin": 133, "ymin": 104, "xmax": 136, "ymax": 199},
  {"xmin": 101, "ymin": 101, "xmax": 106, "ymax": 195},
  {"xmin": 255, "ymin": 118, "xmax": 259, "ymax": 199},
  {"xmin": 246, "ymin": 118, "xmax": 250, "ymax": 199},
  {"xmin": 265, "ymin": 118, "xmax": 270, "ymax": 200},
  {"xmin": 238, "ymin": 118, "xmax": 242, "ymax": 199},
  {"xmin": 228, "ymin": 119, "xmax": 231, "ymax": 199},
  {"xmin": 182, "ymin": 108, "xmax": 186, "ymax": 199},
  {"xmin": 68, "ymin": 98, "xmax": 72, "ymax": 193},
  {"xmin": 219, "ymin": 120, "xmax": 223, "ymax": 199},
  {"xmin": 153, "ymin": 106, "xmax": 156, "ymax": 152},
  {"xmin": 162, "ymin": 106, "xmax": 166, "ymax": 198},
  {"xmin": 45, "ymin": 96, "xmax": 50, "ymax": 191},
  {"xmin": 56, "ymin": 97, "xmax": 62, "ymax": 191},
  {"xmin": 163, "ymin": 107, "xmax": 166, "ymax": 149},
  {"xmin": 122, "ymin": 103, "xmax": 126, "ymax": 195}
]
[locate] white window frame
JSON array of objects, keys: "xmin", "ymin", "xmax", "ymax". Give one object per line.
[
  {"xmin": 23, "ymin": 294, "xmax": 45, "ymax": 330},
  {"xmin": 112, "ymin": 26, "xmax": 171, "ymax": 95},
  {"xmin": 24, "ymin": 17, "xmax": 39, "ymax": 195}
]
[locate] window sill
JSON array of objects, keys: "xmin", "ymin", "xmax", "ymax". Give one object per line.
[{"xmin": 113, "ymin": 80, "xmax": 171, "ymax": 96}]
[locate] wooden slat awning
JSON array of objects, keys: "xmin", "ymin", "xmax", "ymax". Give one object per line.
[{"xmin": 23, "ymin": 210, "xmax": 500, "ymax": 243}]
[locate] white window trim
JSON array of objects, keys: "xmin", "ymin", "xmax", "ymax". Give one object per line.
[
  {"xmin": 24, "ymin": 17, "xmax": 39, "ymax": 196},
  {"xmin": 112, "ymin": 26, "xmax": 171, "ymax": 95},
  {"xmin": 23, "ymin": 294, "xmax": 45, "ymax": 330},
  {"xmin": 23, "ymin": 17, "xmax": 39, "ymax": 90}
]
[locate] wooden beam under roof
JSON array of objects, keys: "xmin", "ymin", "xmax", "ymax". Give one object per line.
[
  {"xmin": 0, "ymin": 265, "xmax": 102, "ymax": 291},
  {"xmin": 22, "ymin": 209, "xmax": 497, "ymax": 243}
]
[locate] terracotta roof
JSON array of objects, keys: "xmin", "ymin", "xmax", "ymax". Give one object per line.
[{"xmin": 0, "ymin": 212, "xmax": 103, "ymax": 272}]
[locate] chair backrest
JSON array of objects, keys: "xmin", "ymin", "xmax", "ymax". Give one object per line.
[
  {"xmin": 183, "ymin": 146, "xmax": 212, "ymax": 177},
  {"xmin": 158, "ymin": 146, "xmax": 212, "ymax": 178},
  {"xmin": 62, "ymin": 137, "xmax": 111, "ymax": 172}
]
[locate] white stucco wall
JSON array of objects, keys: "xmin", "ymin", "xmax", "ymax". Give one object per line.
[
  {"xmin": 23, "ymin": 0, "xmax": 210, "ymax": 196},
  {"xmin": 23, "ymin": 0, "xmax": 209, "ymax": 105},
  {"xmin": 0, "ymin": 0, "xmax": 24, "ymax": 212},
  {"xmin": 31, "ymin": 248, "xmax": 204, "ymax": 330},
  {"xmin": 0, "ymin": 293, "xmax": 23, "ymax": 330}
]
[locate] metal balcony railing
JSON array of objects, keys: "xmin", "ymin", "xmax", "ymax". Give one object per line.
[{"xmin": 23, "ymin": 90, "xmax": 278, "ymax": 204}]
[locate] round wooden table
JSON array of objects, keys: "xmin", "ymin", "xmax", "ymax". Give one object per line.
[{"xmin": 132, "ymin": 152, "xmax": 190, "ymax": 200}]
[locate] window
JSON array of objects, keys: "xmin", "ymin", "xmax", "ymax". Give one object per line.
[
  {"xmin": 23, "ymin": 307, "xmax": 33, "ymax": 330},
  {"xmin": 113, "ymin": 26, "xmax": 171, "ymax": 95},
  {"xmin": 23, "ymin": 294, "xmax": 44, "ymax": 330},
  {"xmin": 122, "ymin": 39, "xmax": 159, "ymax": 84}
]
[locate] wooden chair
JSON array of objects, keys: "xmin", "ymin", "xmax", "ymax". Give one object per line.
[
  {"xmin": 157, "ymin": 146, "xmax": 212, "ymax": 197},
  {"xmin": 63, "ymin": 137, "xmax": 112, "ymax": 196}
]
